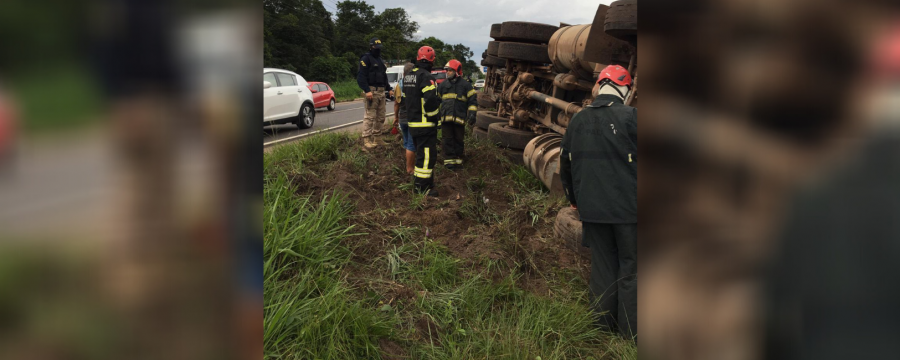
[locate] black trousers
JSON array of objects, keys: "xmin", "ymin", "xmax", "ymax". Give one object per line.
[
  {"xmin": 410, "ymin": 128, "xmax": 437, "ymax": 192},
  {"xmin": 441, "ymin": 122, "xmax": 466, "ymax": 166},
  {"xmin": 583, "ymin": 222, "xmax": 637, "ymax": 339}
]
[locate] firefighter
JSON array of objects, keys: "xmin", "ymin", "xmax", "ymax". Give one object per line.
[
  {"xmin": 560, "ymin": 64, "xmax": 637, "ymax": 339},
  {"xmin": 402, "ymin": 46, "xmax": 442, "ymax": 196},
  {"xmin": 357, "ymin": 37, "xmax": 391, "ymax": 149},
  {"xmin": 436, "ymin": 59, "xmax": 477, "ymax": 170}
]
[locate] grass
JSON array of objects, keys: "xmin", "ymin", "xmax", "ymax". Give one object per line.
[
  {"xmin": 264, "ymin": 131, "xmax": 637, "ymax": 359},
  {"xmin": 7, "ymin": 64, "xmax": 102, "ymax": 133},
  {"xmin": 330, "ymin": 79, "xmax": 366, "ymax": 102}
]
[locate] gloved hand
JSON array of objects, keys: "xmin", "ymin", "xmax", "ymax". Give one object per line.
[{"xmin": 467, "ymin": 111, "xmax": 476, "ymax": 126}]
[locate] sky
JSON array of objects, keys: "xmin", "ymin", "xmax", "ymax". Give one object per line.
[{"xmin": 318, "ymin": 0, "xmax": 613, "ymax": 72}]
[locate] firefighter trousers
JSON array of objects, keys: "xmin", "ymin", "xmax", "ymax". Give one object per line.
[
  {"xmin": 411, "ymin": 129, "xmax": 437, "ymax": 193},
  {"xmin": 441, "ymin": 122, "xmax": 466, "ymax": 166},
  {"xmin": 583, "ymin": 222, "xmax": 637, "ymax": 339}
]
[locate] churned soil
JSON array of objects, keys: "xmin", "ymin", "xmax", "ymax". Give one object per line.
[{"xmin": 290, "ymin": 131, "xmax": 590, "ymax": 351}]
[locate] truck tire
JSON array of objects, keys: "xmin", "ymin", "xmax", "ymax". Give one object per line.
[
  {"xmin": 487, "ymin": 41, "xmax": 501, "ymax": 56},
  {"xmin": 554, "ymin": 207, "xmax": 588, "ymax": 259},
  {"xmin": 490, "ymin": 23, "xmax": 505, "ymax": 40},
  {"xmin": 499, "ymin": 21, "xmax": 559, "ymax": 44},
  {"xmin": 487, "ymin": 122, "xmax": 537, "ymax": 150},
  {"xmin": 475, "ymin": 110, "xmax": 506, "ymax": 129},
  {"xmin": 472, "ymin": 126, "xmax": 489, "ymax": 141},
  {"xmin": 605, "ymin": 0, "xmax": 637, "ymax": 43},
  {"xmin": 477, "ymin": 93, "xmax": 497, "ymax": 110},
  {"xmin": 483, "ymin": 55, "xmax": 506, "ymax": 68},
  {"xmin": 497, "ymin": 42, "xmax": 552, "ymax": 64}
]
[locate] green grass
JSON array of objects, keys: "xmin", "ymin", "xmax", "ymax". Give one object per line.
[
  {"xmin": 7, "ymin": 64, "xmax": 102, "ymax": 133},
  {"xmin": 330, "ymin": 79, "xmax": 365, "ymax": 102},
  {"xmin": 264, "ymin": 131, "xmax": 637, "ymax": 359}
]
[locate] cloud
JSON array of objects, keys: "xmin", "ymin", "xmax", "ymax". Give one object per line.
[{"xmin": 362, "ymin": 0, "xmax": 612, "ymax": 63}]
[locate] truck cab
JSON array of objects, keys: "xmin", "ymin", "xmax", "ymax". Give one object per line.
[{"xmin": 385, "ymin": 65, "xmax": 405, "ymax": 101}]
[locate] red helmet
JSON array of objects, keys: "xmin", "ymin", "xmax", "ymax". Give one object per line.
[
  {"xmin": 417, "ymin": 46, "xmax": 436, "ymax": 62},
  {"xmin": 444, "ymin": 59, "xmax": 462, "ymax": 75},
  {"xmin": 597, "ymin": 65, "xmax": 632, "ymax": 87}
]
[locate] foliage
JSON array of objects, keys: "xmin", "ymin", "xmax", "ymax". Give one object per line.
[
  {"xmin": 308, "ymin": 55, "xmax": 351, "ymax": 83},
  {"xmin": 264, "ymin": 0, "xmax": 479, "ymax": 88}
]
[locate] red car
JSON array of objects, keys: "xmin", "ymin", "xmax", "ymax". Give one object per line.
[
  {"xmin": 307, "ymin": 82, "xmax": 336, "ymax": 111},
  {"xmin": 431, "ymin": 69, "xmax": 448, "ymax": 85},
  {"xmin": 0, "ymin": 85, "xmax": 17, "ymax": 175}
]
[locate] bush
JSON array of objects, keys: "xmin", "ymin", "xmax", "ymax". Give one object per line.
[{"xmin": 309, "ymin": 55, "xmax": 350, "ymax": 84}]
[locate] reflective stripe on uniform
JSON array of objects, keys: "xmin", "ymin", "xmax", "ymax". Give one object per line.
[
  {"xmin": 422, "ymin": 84, "xmax": 436, "ymax": 93},
  {"xmin": 467, "ymin": 105, "xmax": 477, "ymax": 111},
  {"xmin": 424, "ymin": 147, "xmax": 430, "ymax": 171},
  {"xmin": 441, "ymin": 93, "xmax": 458, "ymax": 99},
  {"xmin": 414, "ymin": 170, "xmax": 432, "ymax": 178},
  {"xmin": 408, "ymin": 122, "xmax": 436, "ymax": 128},
  {"xmin": 467, "ymin": 89, "xmax": 477, "ymax": 97},
  {"xmin": 442, "ymin": 115, "xmax": 466, "ymax": 124},
  {"xmin": 444, "ymin": 159, "xmax": 462, "ymax": 165}
]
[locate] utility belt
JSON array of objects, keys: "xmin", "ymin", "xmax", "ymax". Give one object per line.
[{"xmin": 371, "ymin": 86, "xmax": 385, "ymax": 91}]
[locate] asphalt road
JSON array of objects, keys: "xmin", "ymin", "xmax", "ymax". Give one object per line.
[{"xmin": 264, "ymin": 99, "xmax": 395, "ymax": 147}]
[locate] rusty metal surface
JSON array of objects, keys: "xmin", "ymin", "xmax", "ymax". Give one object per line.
[{"xmin": 523, "ymin": 133, "xmax": 565, "ymax": 195}]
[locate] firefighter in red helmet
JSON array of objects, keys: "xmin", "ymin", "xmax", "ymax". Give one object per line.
[
  {"xmin": 560, "ymin": 64, "xmax": 637, "ymax": 340},
  {"xmin": 436, "ymin": 59, "xmax": 477, "ymax": 170},
  {"xmin": 401, "ymin": 46, "xmax": 442, "ymax": 196}
]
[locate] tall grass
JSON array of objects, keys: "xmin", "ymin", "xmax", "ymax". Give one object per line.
[
  {"xmin": 330, "ymin": 79, "xmax": 365, "ymax": 102},
  {"xmin": 264, "ymin": 131, "xmax": 637, "ymax": 359}
]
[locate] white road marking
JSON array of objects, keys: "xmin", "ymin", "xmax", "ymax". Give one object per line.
[{"xmin": 264, "ymin": 112, "xmax": 395, "ymax": 147}]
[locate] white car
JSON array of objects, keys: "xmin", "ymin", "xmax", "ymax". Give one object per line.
[
  {"xmin": 474, "ymin": 79, "xmax": 485, "ymax": 90},
  {"xmin": 385, "ymin": 65, "xmax": 405, "ymax": 101},
  {"xmin": 263, "ymin": 68, "xmax": 315, "ymax": 129}
]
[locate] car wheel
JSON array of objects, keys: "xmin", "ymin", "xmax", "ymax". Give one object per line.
[
  {"xmin": 328, "ymin": 98, "xmax": 335, "ymax": 111},
  {"xmin": 296, "ymin": 103, "xmax": 315, "ymax": 129}
]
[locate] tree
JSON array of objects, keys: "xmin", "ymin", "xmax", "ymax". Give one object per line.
[
  {"xmin": 334, "ymin": 1, "xmax": 377, "ymax": 57},
  {"xmin": 309, "ymin": 55, "xmax": 350, "ymax": 83},
  {"xmin": 375, "ymin": 8, "xmax": 418, "ymax": 39}
]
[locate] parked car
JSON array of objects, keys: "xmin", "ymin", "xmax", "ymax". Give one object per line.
[
  {"xmin": 386, "ymin": 65, "xmax": 405, "ymax": 101},
  {"xmin": 474, "ymin": 79, "xmax": 485, "ymax": 91},
  {"xmin": 431, "ymin": 69, "xmax": 448, "ymax": 85},
  {"xmin": 263, "ymin": 68, "xmax": 315, "ymax": 129},
  {"xmin": 0, "ymin": 84, "xmax": 17, "ymax": 175},
  {"xmin": 307, "ymin": 81, "xmax": 336, "ymax": 111}
]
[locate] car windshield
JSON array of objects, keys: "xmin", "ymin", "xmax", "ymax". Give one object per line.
[
  {"xmin": 387, "ymin": 73, "xmax": 399, "ymax": 83},
  {"xmin": 432, "ymin": 72, "xmax": 446, "ymax": 79}
]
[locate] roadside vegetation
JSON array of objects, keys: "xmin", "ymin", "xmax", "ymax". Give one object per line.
[
  {"xmin": 264, "ymin": 130, "xmax": 637, "ymax": 359},
  {"xmin": 330, "ymin": 79, "xmax": 364, "ymax": 102}
]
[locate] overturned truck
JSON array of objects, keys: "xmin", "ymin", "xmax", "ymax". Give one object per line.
[{"xmin": 475, "ymin": 0, "xmax": 637, "ymax": 254}]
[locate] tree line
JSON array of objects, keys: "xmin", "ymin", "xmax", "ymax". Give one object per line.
[{"xmin": 264, "ymin": 0, "xmax": 482, "ymax": 84}]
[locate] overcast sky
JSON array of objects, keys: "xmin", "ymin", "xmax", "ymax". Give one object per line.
[{"xmin": 321, "ymin": 0, "xmax": 613, "ymax": 69}]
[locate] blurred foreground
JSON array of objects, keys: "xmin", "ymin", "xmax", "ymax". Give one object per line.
[
  {"xmin": 640, "ymin": 0, "xmax": 900, "ymax": 359},
  {"xmin": 0, "ymin": 1, "xmax": 261, "ymax": 359}
]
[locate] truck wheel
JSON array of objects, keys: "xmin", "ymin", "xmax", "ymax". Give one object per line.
[
  {"xmin": 497, "ymin": 42, "xmax": 552, "ymax": 64},
  {"xmin": 554, "ymin": 207, "xmax": 588, "ymax": 259},
  {"xmin": 475, "ymin": 110, "xmax": 505, "ymax": 129},
  {"xmin": 500, "ymin": 21, "xmax": 559, "ymax": 44},
  {"xmin": 477, "ymin": 94, "xmax": 497, "ymax": 110},
  {"xmin": 490, "ymin": 23, "xmax": 507, "ymax": 40},
  {"xmin": 487, "ymin": 122, "xmax": 537, "ymax": 150},
  {"xmin": 483, "ymin": 55, "xmax": 506, "ymax": 68},
  {"xmin": 472, "ymin": 126, "xmax": 489, "ymax": 141},
  {"xmin": 487, "ymin": 41, "xmax": 501, "ymax": 56},
  {"xmin": 605, "ymin": 0, "xmax": 637, "ymax": 43}
]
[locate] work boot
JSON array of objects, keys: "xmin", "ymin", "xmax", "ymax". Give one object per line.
[
  {"xmin": 374, "ymin": 136, "xmax": 388, "ymax": 146},
  {"xmin": 426, "ymin": 188, "xmax": 440, "ymax": 198},
  {"xmin": 362, "ymin": 136, "xmax": 377, "ymax": 150}
]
